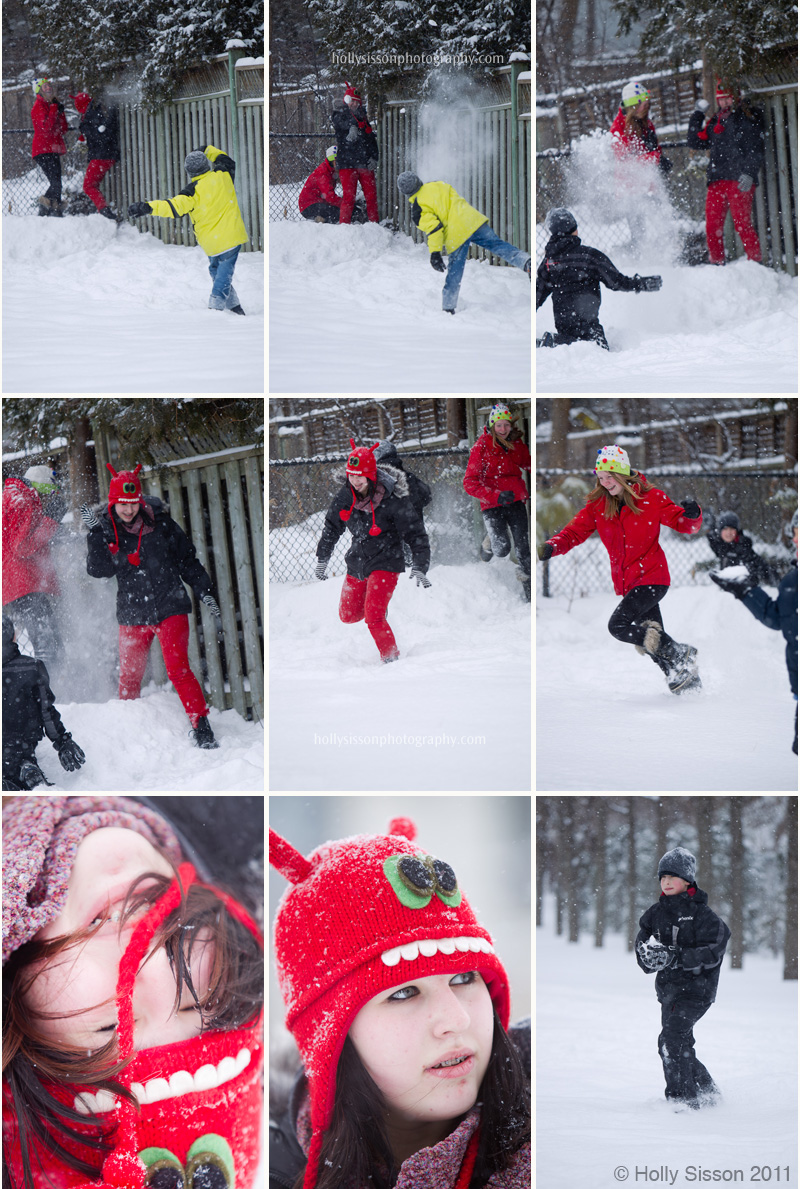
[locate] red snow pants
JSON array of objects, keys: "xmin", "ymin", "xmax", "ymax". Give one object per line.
[
  {"xmin": 705, "ymin": 179, "xmax": 761, "ymax": 264},
  {"xmin": 339, "ymin": 168, "xmax": 379, "ymax": 223},
  {"xmin": 339, "ymin": 571, "xmax": 400, "ymax": 660},
  {"xmin": 118, "ymin": 614, "xmax": 208, "ymax": 725},
  {"xmin": 83, "ymin": 159, "xmax": 114, "ymax": 211}
]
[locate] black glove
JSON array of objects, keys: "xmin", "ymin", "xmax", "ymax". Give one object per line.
[
  {"xmin": 430, "ymin": 252, "xmax": 446, "ymax": 273},
  {"xmin": 643, "ymin": 128, "xmax": 659, "ymax": 152},
  {"xmin": 128, "ymin": 202, "xmax": 152, "ymax": 218},
  {"xmin": 537, "ymin": 542, "xmax": 554, "ymax": 561},
  {"xmin": 409, "ymin": 568, "xmax": 431, "ymax": 588},
  {"xmin": 659, "ymin": 155, "xmax": 673, "ymax": 174},
  {"xmin": 55, "ymin": 100, "xmax": 65, "ymax": 112},
  {"xmin": 680, "ymin": 498, "xmax": 701, "ymax": 519},
  {"xmin": 201, "ymin": 593, "xmax": 221, "ymax": 619},
  {"xmin": 315, "ymin": 561, "xmax": 328, "ymax": 581},
  {"xmin": 635, "ymin": 274, "xmax": 662, "ymax": 292},
  {"xmin": 497, "ymin": 491, "xmax": 516, "ymax": 506},
  {"xmin": 80, "ymin": 502, "xmax": 101, "ymax": 530},
  {"xmin": 709, "ymin": 571, "xmax": 755, "ymax": 599},
  {"xmin": 738, "ymin": 173, "xmax": 754, "ymax": 193},
  {"xmin": 56, "ymin": 733, "xmax": 86, "ymax": 772}
]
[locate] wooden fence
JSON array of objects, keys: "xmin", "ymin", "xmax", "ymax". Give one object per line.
[{"xmin": 95, "ymin": 440, "xmax": 264, "ymax": 723}]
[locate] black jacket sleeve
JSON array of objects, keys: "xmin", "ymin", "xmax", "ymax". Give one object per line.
[
  {"xmin": 678, "ymin": 907, "xmax": 731, "ymax": 974},
  {"xmin": 168, "ymin": 517, "xmax": 214, "ymax": 600},
  {"xmin": 317, "ymin": 497, "xmax": 348, "ymax": 563},
  {"xmin": 536, "ymin": 262, "xmax": 552, "ymax": 310},
  {"xmin": 588, "ymin": 247, "xmax": 640, "ymax": 292},
  {"xmin": 393, "ymin": 498, "xmax": 430, "ymax": 573},
  {"xmin": 687, "ymin": 110, "xmax": 711, "ymax": 151},
  {"xmin": 85, "ymin": 522, "xmax": 117, "ymax": 578},
  {"xmin": 34, "ymin": 660, "xmax": 66, "ymax": 744},
  {"xmin": 211, "ymin": 152, "xmax": 236, "ymax": 182}
]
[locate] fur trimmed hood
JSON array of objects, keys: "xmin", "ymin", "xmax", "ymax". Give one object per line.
[{"xmin": 332, "ymin": 462, "xmax": 409, "ymax": 500}]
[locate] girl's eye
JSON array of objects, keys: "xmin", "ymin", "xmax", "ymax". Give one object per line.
[
  {"xmin": 450, "ymin": 971, "xmax": 478, "ymax": 986},
  {"xmin": 388, "ymin": 985, "xmax": 418, "ymax": 1001},
  {"xmin": 96, "ymin": 1023, "xmax": 116, "ymax": 1033}
]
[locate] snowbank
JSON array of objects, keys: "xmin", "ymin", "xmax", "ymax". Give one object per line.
[
  {"xmin": 2, "ymin": 215, "xmax": 264, "ymax": 393},
  {"xmin": 536, "ymin": 583, "xmax": 797, "ymax": 790},
  {"xmin": 269, "ymin": 221, "xmax": 531, "ymax": 393},
  {"xmin": 269, "ymin": 561, "xmax": 531, "ymax": 790}
]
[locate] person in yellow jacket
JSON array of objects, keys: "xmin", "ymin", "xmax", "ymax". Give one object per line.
[
  {"xmin": 128, "ymin": 146, "xmax": 249, "ymax": 314},
  {"xmin": 396, "ymin": 171, "xmax": 532, "ymax": 313}
]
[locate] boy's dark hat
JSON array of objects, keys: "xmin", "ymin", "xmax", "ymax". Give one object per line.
[{"xmin": 658, "ymin": 846, "xmax": 697, "ymax": 884}]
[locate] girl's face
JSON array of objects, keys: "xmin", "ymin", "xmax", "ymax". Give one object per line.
[
  {"xmin": 114, "ymin": 501, "xmax": 139, "ymax": 523},
  {"xmin": 348, "ymin": 970, "xmax": 494, "ymax": 1129},
  {"xmin": 493, "ymin": 419, "xmax": 512, "ymax": 439},
  {"xmin": 660, "ymin": 874, "xmax": 689, "ymax": 896},
  {"xmin": 349, "ymin": 473, "xmax": 369, "ymax": 493},
  {"xmin": 597, "ymin": 470, "xmax": 623, "ymax": 495},
  {"xmin": 25, "ymin": 827, "xmax": 212, "ymax": 1053}
]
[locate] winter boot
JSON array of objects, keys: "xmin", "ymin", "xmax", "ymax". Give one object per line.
[
  {"xmin": 191, "ymin": 716, "xmax": 219, "ymax": 749},
  {"xmin": 37, "ymin": 196, "xmax": 51, "ymax": 216},
  {"xmin": 536, "ymin": 332, "xmax": 555, "ymax": 348},
  {"xmin": 230, "ymin": 305, "xmax": 246, "ymax": 315},
  {"xmin": 19, "ymin": 760, "xmax": 54, "ymax": 788},
  {"xmin": 100, "ymin": 205, "xmax": 122, "ymax": 223},
  {"xmin": 479, "ymin": 534, "xmax": 494, "ymax": 562},
  {"xmin": 643, "ymin": 624, "xmax": 701, "ymax": 694}
]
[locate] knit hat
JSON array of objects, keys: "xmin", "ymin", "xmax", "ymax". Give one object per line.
[
  {"xmin": 657, "ymin": 846, "xmax": 697, "ymax": 884},
  {"xmin": 340, "ymin": 440, "xmax": 382, "ymax": 535},
  {"xmin": 397, "ymin": 170, "xmax": 423, "ymax": 196},
  {"xmin": 24, "ymin": 464, "xmax": 58, "ymax": 496},
  {"xmin": 622, "ymin": 80, "xmax": 650, "ymax": 107},
  {"xmin": 71, "ymin": 92, "xmax": 92, "ymax": 114},
  {"xmin": 325, "ymin": 144, "xmax": 337, "ymax": 163},
  {"xmin": 715, "ymin": 82, "xmax": 735, "ymax": 102},
  {"xmin": 343, "ymin": 83, "xmax": 362, "ymax": 106},
  {"xmin": 184, "ymin": 150, "xmax": 211, "ymax": 176},
  {"xmin": 546, "ymin": 207, "xmax": 577, "ymax": 236},
  {"xmin": 270, "ymin": 818, "xmax": 511, "ymax": 1189},
  {"xmin": 488, "ymin": 403, "xmax": 513, "ymax": 428},
  {"xmin": 717, "ymin": 511, "xmax": 740, "ymax": 531},
  {"xmin": 32, "ymin": 78, "xmax": 52, "ymax": 95},
  {"xmin": 105, "ymin": 463, "xmax": 145, "ymax": 563},
  {"xmin": 595, "ymin": 444, "xmax": 631, "ymax": 475}
]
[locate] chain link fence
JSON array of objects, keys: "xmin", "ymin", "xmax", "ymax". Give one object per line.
[
  {"xmin": 536, "ymin": 470, "xmax": 797, "ymax": 599},
  {"xmin": 269, "ymin": 448, "xmax": 492, "ymax": 583},
  {"xmin": 3, "ymin": 129, "xmax": 115, "ymax": 216}
]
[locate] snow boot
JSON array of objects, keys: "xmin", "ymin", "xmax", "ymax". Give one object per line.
[
  {"xmin": 230, "ymin": 305, "xmax": 246, "ymax": 316},
  {"xmin": 19, "ymin": 760, "xmax": 54, "ymax": 789},
  {"xmin": 100, "ymin": 205, "xmax": 122, "ymax": 223},
  {"xmin": 479, "ymin": 534, "xmax": 494, "ymax": 562},
  {"xmin": 191, "ymin": 716, "xmax": 219, "ymax": 749},
  {"xmin": 37, "ymin": 196, "xmax": 52, "ymax": 216},
  {"xmin": 444, "ymin": 308, "xmax": 455, "ymax": 316},
  {"xmin": 537, "ymin": 332, "xmax": 555, "ymax": 348},
  {"xmin": 643, "ymin": 623, "xmax": 701, "ymax": 694}
]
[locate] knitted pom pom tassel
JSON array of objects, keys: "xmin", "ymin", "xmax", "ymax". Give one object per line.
[
  {"xmin": 387, "ymin": 817, "xmax": 416, "ymax": 841},
  {"xmin": 269, "ymin": 827, "xmax": 313, "ymax": 884}
]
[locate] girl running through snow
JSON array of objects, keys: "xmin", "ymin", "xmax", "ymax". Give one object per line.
[
  {"xmin": 315, "ymin": 441, "xmax": 431, "ymax": 663},
  {"xmin": 537, "ymin": 444, "xmax": 704, "ymax": 693},
  {"xmin": 268, "ymin": 816, "xmax": 530, "ymax": 1189},
  {"xmin": 2, "ymin": 796, "xmax": 264, "ymax": 1189}
]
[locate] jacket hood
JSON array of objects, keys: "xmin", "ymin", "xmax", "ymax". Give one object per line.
[
  {"xmin": 660, "ymin": 885, "xmax": 708, "ymax": 909},
  {"xmin": 333, "ymin": 464, "xmax": 409, "ymax": 500},
  {"xmin": 545, "ymin": 231, "xmax": 581, "ymax": 253}
]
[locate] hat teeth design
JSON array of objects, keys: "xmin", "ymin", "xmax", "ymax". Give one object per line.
[
  {"xmin": 380, "ymin": 936, "xmax": 494, "ymax": 966},
  {"xmin": 73, "ymin": 1047, "xmax": 252, "ymax": 1114}
]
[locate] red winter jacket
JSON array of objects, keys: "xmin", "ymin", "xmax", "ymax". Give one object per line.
[
  {"xmin": 1, "ymin": 477, "xmax": 61, "ymax": 603},
  {"xmin": 298, "ymin": 159, "xmax": 341, "ymax": 212},
  {"xmin": 463, "ymin": 430, "xmax": 531, "ymax": 511},
  {"xmin": 31, "ymin": 94, "xmax": 68, "ymax": 157},
  {"xmin": 546, "ymin": 476, "xmax": 702, "ymax": 595},
  {"xmin": 609, "ymin": 107, "xmax": 662, "ymax": 166}
]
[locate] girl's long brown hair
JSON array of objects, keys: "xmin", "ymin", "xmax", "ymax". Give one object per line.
[
  {"xmin": 3, "ymin": 868, "xmax": 263, "ymax": 1189},
  {"xmin": 298, "ymin": 1010, "xmax": 530, "ymax": 1189},
  {"xmin": 588, "ymin": 469, "xmax": 655, "ymax": 519}
]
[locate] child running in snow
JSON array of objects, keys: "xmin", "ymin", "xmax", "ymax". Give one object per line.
[
  {"xmin": 315, "ymin": 440, "xmax": 430, "ymax": 663},
  {"xmin": 2, "ymin": 795, "xmax": 264, "ymax": 1189},
  {"xmin": 268, "ymin": 815, "xmax": 531, "ymax": 1189},
  {"xmin": 537, "ymin": 444, "xmax": 704, "ymax": 692},
  {"xmin": 128, "ymin": 146, "xmax": 248, "ymax": 314},
  {"xmin": 636, "ymin": 847, "xmax": 730, "ymax": 1111}
]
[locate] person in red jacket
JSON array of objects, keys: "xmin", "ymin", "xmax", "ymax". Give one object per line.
[
  {"xmin": 609, "ymin": 81, "xmax": 672, "ymax": 248},
  {"xmin": 2, "ymin": 466, "xmax": 64, "ymax": 668},
  {"xmin": 30, "ymin": 78, "xmax": 69, "ymax": 217},
  {"xmin": 299, "ymin": 145, "xmax": 342, "ymax": 223},
  {"xmin": 463, "ymin": 403, "xmax": 531, "ymax": 602},
  {"xmin": 538, "ymin": 445, "xmax": 703, "ymax": 693}
]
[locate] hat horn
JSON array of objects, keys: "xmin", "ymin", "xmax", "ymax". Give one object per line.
[{"xmin": 269, "ymin": 828, "xmax": 313, "ymax": 884}]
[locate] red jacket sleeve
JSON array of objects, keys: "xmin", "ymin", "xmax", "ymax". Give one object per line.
[
  {"xmin": 652, "ymin": 488, "xmax": 703, "ymax": 534},
  {"xmin": 462, "ymin": 438, "xmax": 493, "ymax": 505},
  {"xmin": 547, "ymin": 503, "xmax": 599, "ymax": 555},
  {"xmin": 318, "ymin": 165, "xmax": 340, "ymax": 206}
]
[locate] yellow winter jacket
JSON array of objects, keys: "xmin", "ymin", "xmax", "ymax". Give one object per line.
[
  {"xmin": 149, "ymin": 144, "xmax": 249, "ymax": 257},
  {"xmin": 406, "ymin": 182, "xmax": 488, "ymax": 254}
]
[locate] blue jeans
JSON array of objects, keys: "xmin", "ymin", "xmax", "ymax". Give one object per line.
[
  {"xmin": 441, "ymin": 223, "xmax": 531, "ymax": 311},
  {"xmin": 207, "ymin": 245, "xmax": 241, "ymax": 310}
]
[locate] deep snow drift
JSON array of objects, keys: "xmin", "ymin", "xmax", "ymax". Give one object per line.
[
  {"xmin": 2, "ymin": 215, "xmax": 264, "ymax": 393},
  {"xmin": 536, "ymin": 581, "xmax": 797, "ymax": 791},
  {"xmin": 537, "ymin": 922, "xmax": 797, "ymax": 1188},
  {"xmin": 268, "ymin": 221, "xmax": 531, "ymax": 393},
  {"xmin": 269, "ymin": 560, "xmax": 531, "ymax": 790}
]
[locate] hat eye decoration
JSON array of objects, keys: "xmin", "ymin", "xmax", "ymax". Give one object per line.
[
  {"xmin": 384, "ymin": 853, "xmax": 462, "ymax": 908},
  {"xmin": 140, "ymin": 1135, "xmax": 234, "ymax": 1189},
  {"xmin": 348, "ymin": 455, "xmax": 361, "ymax": 469},
  {"xmin": 122, "ymin": 482, "xmax": 137, "ymax": 493}
]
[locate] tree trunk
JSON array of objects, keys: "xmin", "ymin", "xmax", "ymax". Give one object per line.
[
  {"xmin": 594, "ymin": 797, "xmax": 607, "ymax": 947},
  {"xmin": 446, "ymin": 399, "xmax": 467, "ymax": 448},
  {"xmin": 69, "ymin": 417, "xmax": 96, "ymax": 519},
  {"xmin": 729, "ymin": 798, "xmax": 744, "ymax": 969},
  {"xmin": 550, "ymin": 399, "xmax": 571, "ymax": 469},
  {"xmin": 784, "ymin": 796, "xmax": 798, "ymax": 980},
  {"xmin": 783, "ymin": 400, "xmax": 798, "ymax": 471}
]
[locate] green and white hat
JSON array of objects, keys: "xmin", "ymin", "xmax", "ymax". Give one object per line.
[
  {"xmin": 595, "ymin": 444, "xmax": 631, "ymax": 475},
  {"xmin": 622, "ymin": 81, "xmax": 650, "ymax": 107}
]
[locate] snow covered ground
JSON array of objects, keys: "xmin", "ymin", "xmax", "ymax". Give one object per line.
[
  {"xmin": 2, "ymin": 215, "xmax": 264, "ymax": 393},
  {"xmin": 536, "ymin": 255, "xmax": 797, "ymax": 393},
  {"xmin": 536, "ymin": 583, "xmax": 797, "ymax": 791},
  {"xmin": 269, "ymin": 560, "xmax": 531, "ymax": 790},
  {"xmin": 268, "ymin": 220, "xmax": 531, "ymax": 393},
  {"xmin": 537, "ymin": 922, "xmax": 797, "ymax": 1188}
]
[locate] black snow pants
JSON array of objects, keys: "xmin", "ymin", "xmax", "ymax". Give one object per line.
[
  {"xmin": 301, "ymin": 201, "xmax": 340, "ymax": 224},
  {"xmin": 483, "ymin": 502, "xmax": 531, "ymax": 577},
  {"xmin": 35, "ymin": 153, "xmax": 63, "ymax": 205},
  {"xmin": 552, "ymin": 292, "xmax": 610, "ymax": 350},
  {"xmin": 658, "ymin": 993, "xmax": 716, "ymax": 1104},
  {"xmin": 608, "ymin": 584, "xmax": 672, "ymax": 649}
]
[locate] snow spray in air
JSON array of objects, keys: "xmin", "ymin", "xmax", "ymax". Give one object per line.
[{"xmin": 414, "ymin": 71, "xmax": 498, "ymax": 205}]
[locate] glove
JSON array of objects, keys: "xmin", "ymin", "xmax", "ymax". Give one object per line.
[
  {"xmin": 55, "ymin": 100, "xmax": 65, "ymax": 112},
  {"xmin": 497, "ymin": 491, "xmax": 516, "ymax": 506},
  {"xmin": 680, "ymin": 498, "xmax": 701, "ymax": 519},
  {"xmin": 709, "ymin": 571, "xmax": 755, "ymax": 599},
  {"xmin": 346, "ymin": 124, "xmax": 359, "ymax": 143},
  {"xmin": 637, "ymin": 937, "xmax": 678, "ymax": 971},
  {"xmin": 658, "ymin": 154, "xmax": 673, "ymax": 174},
  {"xmin": 315, "ymin": 561, "xmax": 328, "ymax": 581},
  {"xmin": 56, "ymin": 733, "xmax": 86, "ymax": 772},
  {"xmin": 537, "ymin": 542, "xmax": 554, "ymax": 561},
  {"xmin": 367, "ymin": 158, "xmax": 378, "ymax": 172},
  {"xmin": 80, "ymin": 502, "xmax": 101, "ymax": 529},
  {"xmin": 128, "ymin": 202, "xmax": 152, "ymax": 217},
  {"xmin": 201, "ymin": 593, "xmax": 221, "ymax": 619},
  {"xmin": 695, "ymin": 98, "xmax": 710, "ymax": 113},
  {"xmin": 409, "ymin": 568, "xmax": 432, "ymax": 588},
  {"xmin": 635, "ymin": 274, "xmax": 662, "ymax": 292},
  {"xmin": 430, "ymin": 252, "xmax": 446, "ymax": 273},
  {"xmin": 737, "ymin": 173, "xmax": 754, "ymax": 193}
]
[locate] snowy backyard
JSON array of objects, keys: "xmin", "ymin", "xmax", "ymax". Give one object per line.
[
  {"xmin": 537, "ymin": 921, "xmax": 797, "ymax": 1188},
  {"xmin": 2, "ymin": 215, "xmax": 264, "ymax": 393}
]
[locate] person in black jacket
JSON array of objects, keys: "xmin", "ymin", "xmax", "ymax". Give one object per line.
[
  {"xmin": 706, "ymin": 510, "xmax": 782, "ymax": 585},
  {"xmin": 2, "ymin": 614, "xmax": 85, "ymax": 789},
  {"xmin": 536, "ymin": 208, "xmax": 662, "ymax": 349},
  {"xmin": 315, "ymin": 441, "xmax": 430, "ymax": 663},
  {"xmin": 332, "ymin": 83, "xmax": 379, "ymax": 224},
  {"xmin": 687, "ymin": 83, "xmax": 765, "ymax": 264},
  {"xmin": 81, "ymin": 463, "xmax": 223, "ymax": 749},
  {"xmin": 636, "ymin": 847, "xmax": 731, "ymax": 1110},
  {"xmin": 71, "ymin": 91, "xmax": 121, "ymax": 221}
]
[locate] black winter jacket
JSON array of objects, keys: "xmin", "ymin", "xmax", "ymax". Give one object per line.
[
  {"xmin": 332, "ymin": 105, "xmax": 379, "ymax": 170},
  {"xmin": 2, "ymin": 636, "xmax": 67, "ymax": 758},
  {"xmin": 316, "ymin": 464, "xmax": 430, "ymax": 581},
  {"xmin": 536, "ymin": 233, "xmax": 642, "ymax": 310},
  {"xmin": 707, "ymin": 527, "xmax": 781, "ymax": 585},
  {"xmin": 85, "ymin": 497, "xmax": 214, "ymax": 625},
  {"xmin": 636, "ymin": 886, "xmax": 730, "ymax": 1005},
  {"xmin": 79, "ymin": 102, "xmax": 120, "ymax": 162},
  {"xmin": 687, "ymin": 106, "xmax": 765, "ymax": 187},
  {"xmin": 741, "ymin": 564, "xmax": 798, "ymax": 695}
]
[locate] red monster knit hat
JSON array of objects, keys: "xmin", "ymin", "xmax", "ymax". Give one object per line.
[
  {"xmin": 269, "ymin": 818, "xmax": 511, "ymax": 1189},
  {"xmin": 340, "ymin": 438, "xmax": 382, "ymax": 535},
  {"xmin": 106, "ymin": 462, "xmax": 145, "ymax": 564},
  {"xmin": 70, "ymin": 92, "xmax": 92, "ymax": 114}
]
